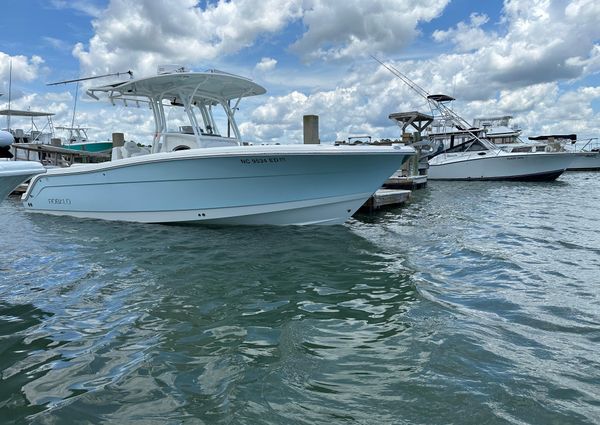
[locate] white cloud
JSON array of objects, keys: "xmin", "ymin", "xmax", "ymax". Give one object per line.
[
  {"xmin": 0, "ymin": 53, "xmax": 45, "ymax": 83},
  {"xmin": 50, "ymin": 0, "xmax": 105, "ymax": 18},
  {"xmin": 73, "ymin": 0, "xmax": 451, "ymax": 76},
  {"xmin": 74, "ymin": 0, "xmax": 303, "ymax": 77},
  {"xmin": 425, "ymin": 0, "xmax": 600, "ymax": 94},
  {"xmin": 432, "ymin": 13, "xmax": 496, "ymax": 52},
  {"xmin": 0, "ymin": 53, "xmax": 46, "ymax": 104},
  {"xmin": 255, "ymin": 57, "xmax": 277, "ymax": 72},
  {"xmin": 43, "ymin": 36, "xmax": 71, "ymax": 52},
  {"xmin": 290, "ymin": 0, "xmax": 449, "ymax": 62},
  {"xmin": 53, "ymin": 0, "xmax": 600, "ymax": 145}
]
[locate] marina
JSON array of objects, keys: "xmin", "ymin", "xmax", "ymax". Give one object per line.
[{"xmin": 2, "ymin": 1, "xmax": 600, "ymax": 423}]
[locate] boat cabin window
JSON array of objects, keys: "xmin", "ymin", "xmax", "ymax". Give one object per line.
[
  {"xmin": 445, "ymin": 139, "xmax": 488, "ymax": 153},
  {"xmin": 165, "ymin": 106, "xmax": 194, "ymax": 133}
]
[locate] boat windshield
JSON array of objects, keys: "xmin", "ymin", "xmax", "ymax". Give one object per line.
[
  {"xmin": 444, "ymin": 139, "xmax": 489, "ymax": 153},
  {"xmin": 88, "ymin": 70, "xmax": 266, "ymax": 153}
]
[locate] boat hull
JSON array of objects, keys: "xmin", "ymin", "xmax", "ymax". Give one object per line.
[
  {"xmin": 0, "ymin": 161, "xmax": 46, "ymax": 200},
  {"xmin": 64, "ymin": 141, "xmax": 113, "ymax": 152},
  {"xmin": 22, "ymin": 145, "xmax": 413, "ymax": 225},
  {"xmin": 428, "ymin": 152, "xmax": 573, "ymax": 181},
  {"xmin": 566, "ymin": 151, "xmax": 600, "ymax": 171}
]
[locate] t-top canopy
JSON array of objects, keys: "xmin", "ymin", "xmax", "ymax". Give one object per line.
[
  {"xmin": 0, "ymin": 109, "xmax": 54, "ymax": 117},
  {"xmin": 88, "ymin": 70, "xmax": 267, "ymax": 104},
  {"xmin": 529, "ymin": 134, "xmax": 577, "ymax": 141},
  {"xmin": 427, "ymin": 94, "xmax": 455, "ymax": 103}
]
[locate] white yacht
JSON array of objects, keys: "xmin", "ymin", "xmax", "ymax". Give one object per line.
[
  {"xmin": 0, "ymin": 161, "xmax": 45, "ymax": 201},
  {"xmin": 18, "ymin": 68, "xmax": 414, "ymax": 225},
  {"xmin": 426, "ymin": 134, "xmax": 573, "ymax": 181},
  {"xmin": 412, "ymin": 98, "xmax": 573, "ymax": 181},
  {"xmin": 373, "ymin": 58, "xmax": 575, "ymax": 181},
  {"xmin": 475, "ymin": 116, "xmax": 600, "ymax": 171}
]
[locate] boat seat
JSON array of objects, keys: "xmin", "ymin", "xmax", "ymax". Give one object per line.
[
  {"xmin": 111, "ymin": 146, "xmax": 123, "ymax": 160},
  {"xmin": 119, "ymin": 141, "xmax": 150, "ymax": 159}
]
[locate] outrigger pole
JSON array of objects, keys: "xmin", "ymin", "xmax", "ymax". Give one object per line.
[
  {"xmin": 47, "ymin": 71, "xmax": 133, "ymax": 131},
  {"xmin": 46, "ymin": 70, "xmax": 133, "ymax": 86},
  {"xmin": 371, "ymin": 55, "xmax": 484, "ymax": 142}
]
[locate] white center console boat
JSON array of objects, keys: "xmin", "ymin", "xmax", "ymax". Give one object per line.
[{"xmin": 20, "ymin": 69, "xmax": 414, "ymax": 225}]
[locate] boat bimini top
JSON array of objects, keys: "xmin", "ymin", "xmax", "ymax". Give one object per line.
[{"xmin": 86, "ymin": 69, "xmax": 267, "ymax": 152}]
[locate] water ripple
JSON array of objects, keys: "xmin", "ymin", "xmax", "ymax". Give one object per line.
[{"xmin": 1, "ymin": 173, "xmax": 599, "ymax": 424}]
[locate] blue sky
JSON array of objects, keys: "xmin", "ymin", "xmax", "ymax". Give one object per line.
[{"xmin": 1, "ymin": 0, "xmax": 600, "ymax": 143}]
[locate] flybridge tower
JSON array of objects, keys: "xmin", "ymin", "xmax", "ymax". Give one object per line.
[{"xmin": 372, "ymin": 55, "xmax": 486, "ymax": 142}]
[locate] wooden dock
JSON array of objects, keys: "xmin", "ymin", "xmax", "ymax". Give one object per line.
[
  {"xmin": 12, "ymin": 143, "xmax": 110, "ymax": 166},
  {"xmin": 359, "ymin": 189, "xmax": 411, "ymax": 213},
  {"xmin": 384, "ymin": 174, "xmax": 427, "ymax": 189}
]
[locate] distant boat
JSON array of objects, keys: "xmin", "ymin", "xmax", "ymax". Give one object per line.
[
  {"xmin": 474, "ymin": 116, "xmax": 600, "ymax": 171},
  {"xmin": 387, "ymin": 96, "xmax": 574, "ymax": 181},
  {"xmin": 0, "ymin": 109, "xmax": 55, "ymax": 145},
  {"xmin": 527, "ymin": 134, "xmax": 600, "ymax": 171},
  {"xmin": 49, "ymin": 78, "xmax": 113, "ymax": 153},
  {"xmin": 425, "ymin": 134, "xmax": 573, "ymax": 181},
  {"xmin": 56, "ymin": 126, "xmax": 112, "ymax": 152},
  {"xmin": 374, "ymin": 58, "xmax": 574, "ymax": 181},
  {"xmin": 18, "ymin": 68, "xmax": 414, "ymax": 225}
]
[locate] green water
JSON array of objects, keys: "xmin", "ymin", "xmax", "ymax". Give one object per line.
[{"xmin": 1, "ymin": 172, "xmax": 599, "ymax": 424}]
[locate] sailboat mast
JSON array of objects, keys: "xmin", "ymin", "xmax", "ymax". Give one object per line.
[
  {"xmin": 7, "ymin": 60, "xmax": 12, "ymax": 131},
  {"xmin": 70, "ymin": 81, "xmax": 79, "ymax": 131}
]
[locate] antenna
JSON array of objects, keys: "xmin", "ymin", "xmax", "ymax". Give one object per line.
[
  {"xmin": 7, "ymin": 60, "xmax": 12, "ymax": 130},
  {"xmin": 70, "ymin": 82, "xmax": 79, "ymax": 130}
]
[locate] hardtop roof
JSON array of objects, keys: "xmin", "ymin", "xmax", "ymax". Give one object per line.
[
  {"xmin": 88, "ymin": 70, "xmax": 267, "ymax": 103},
  {"xmin": 0, "ymin": 109, "xmax": 54, "ymax": 117}
]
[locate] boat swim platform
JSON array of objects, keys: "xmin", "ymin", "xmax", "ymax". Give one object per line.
[{"xmin": 358, "ymin": 189, "xmax": 411, "ymax": 213}]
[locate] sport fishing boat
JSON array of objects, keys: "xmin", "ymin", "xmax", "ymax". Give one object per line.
[
  {"xmin": 376, "ymin": 58, "xmax": 574, "ymax": 181},
  {"xmin": 20, "ymin": 68, "xmax": 414, "ymax": 225},
  {"xmin": 424, "ymin": 112, "xmax": 573, "ymax": 180},
  {"xmin": 425, "ymin": 131, "xmax": 574, "ymax": 181}
]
